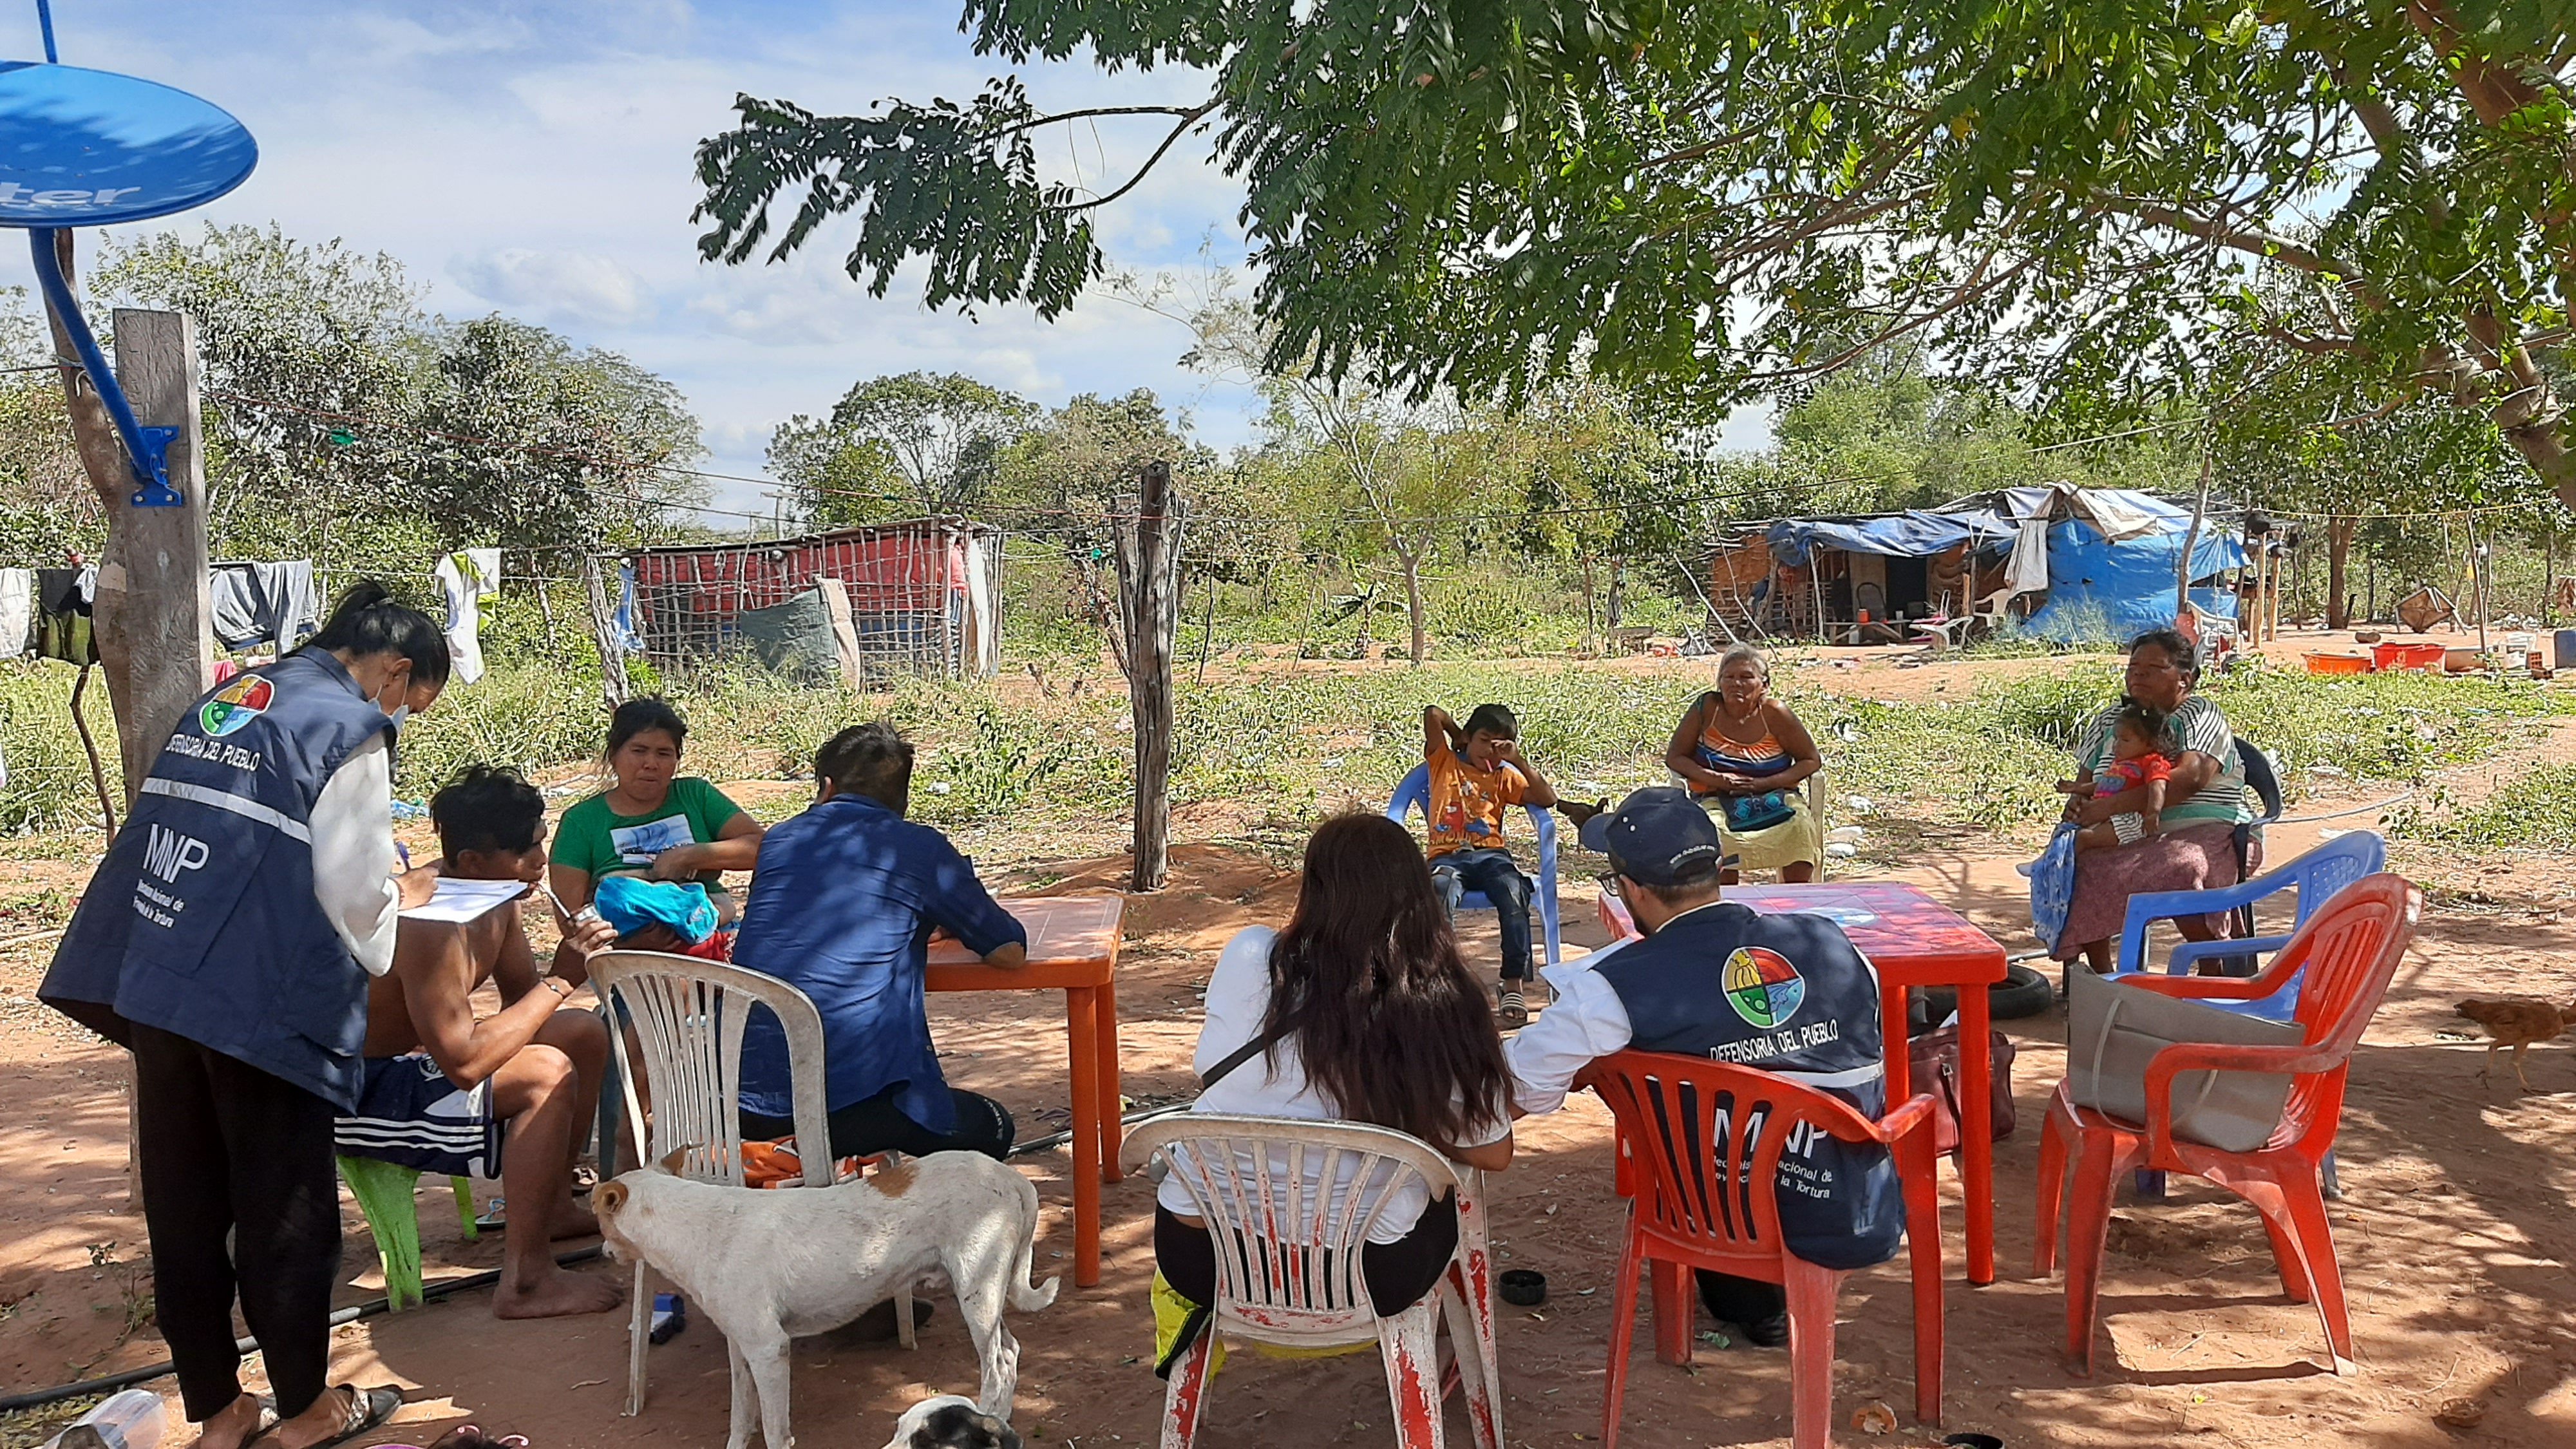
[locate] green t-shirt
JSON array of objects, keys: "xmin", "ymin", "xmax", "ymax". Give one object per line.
[{"xmin": 551, "ymin": 777, "xmax": 745, "ymax": 891}]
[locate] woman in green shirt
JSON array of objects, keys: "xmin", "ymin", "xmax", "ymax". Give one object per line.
[
  {"xmin": 2054, "ymin": 628, "xmax": 2257, "ymax": 974},
  {"xmin": 548, "ymin": 699, "xmax": 764, "ymax": 947}
]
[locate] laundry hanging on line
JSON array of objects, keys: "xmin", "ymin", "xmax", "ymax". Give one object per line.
[
  {"xmin": 612, "ymin": 564, "xmax": 643, "ymax": 654},
  {"xmin": 0, "ymin": 567, "xmax": 30, "ymax": 658},
  {"xmin": 431, "ymin": 547, "xmax": 504, "ymax": 685},
  {"xmin": 207, "ymin": 558, "xmax": 319, "ymax": 654},
  {"xmin": 35, "ymin": 565, "xmax": 97, "ymax": 666}
]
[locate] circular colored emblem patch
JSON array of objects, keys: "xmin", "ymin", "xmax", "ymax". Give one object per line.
[
  {"xmin": 1722, "ymin": 945, "xmax": 1806, "ymax": 1029},
  {"xmin": 198, "ymin": 675, "xmax": 272, "ymax": 737}
]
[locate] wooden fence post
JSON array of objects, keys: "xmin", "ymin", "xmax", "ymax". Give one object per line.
[{"xmin": 1112, "ymin": 461, "xmax": 1184, "ymax": 893}]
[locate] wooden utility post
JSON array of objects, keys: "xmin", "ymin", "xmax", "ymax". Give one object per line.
[
  {"xmin": 44, "ymin": 272, "xmax": 214, "ymax": 1218},
  {"xmin": 93, "ymin": 309, "xmax": 215, "ymax": 788},
  {"xmin": 1112, "ymin": 461, "xmax": 1184, "ymax": 893},
  {"xmin": 43, "ymin": 247, "xmax": 214, "ymax": 790}
]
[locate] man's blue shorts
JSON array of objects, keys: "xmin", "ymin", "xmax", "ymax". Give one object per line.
[{"xmin": 334, "ymin": 1053, "xmax": 502, "ymax": 1179}]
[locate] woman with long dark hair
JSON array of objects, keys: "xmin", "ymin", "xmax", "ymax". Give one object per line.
[
  {"xmin": 1151, "ymin": 813, "xmax": 1513, "ymax": 1369},
  {"xmin": 43, "ymin": 582, "xmax": 447, "ymax": 1449}
]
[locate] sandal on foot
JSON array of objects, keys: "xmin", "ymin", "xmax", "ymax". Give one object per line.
[
  {"xmin": 1497, "ymin": 990, "xmax": 1528, "ymax": 1028},
  {"xmin": 148, "ymin": 1394, "xmax": 275, "ymax": 1449},
  {"xmin": 292, "ymin": 1385, "xmax": 404, "ymax": 1449}
]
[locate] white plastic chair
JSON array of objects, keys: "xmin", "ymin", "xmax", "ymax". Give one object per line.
[
  {"xmin": 589, "ymin": 951, "xmax": 914, "ymax": 1419},
  {"xmin": 1121, "ymin": 1114, "xmax": 1502, "ymax": 1449}
]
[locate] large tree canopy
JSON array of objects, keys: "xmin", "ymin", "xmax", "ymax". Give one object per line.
[{"xmin": 692, "ymin": 1, "xmax": 2576, "ymax": 509}]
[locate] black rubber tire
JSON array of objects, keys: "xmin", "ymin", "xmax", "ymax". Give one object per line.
[{"xmin": 1921, "ymin": 963, "xmax": 2056, "ymax": 1023}]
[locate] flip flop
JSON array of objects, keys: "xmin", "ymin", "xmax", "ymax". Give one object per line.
[
  {"xmin": 121, "ymin": 1394, "xmax": 275, "ymax": 1449},
  {"xmin": 289, "ymin": 1385, "xmax": 404, "ymax": 1449},
  {"xmin": 1496, "ymin": 990, "xmax": 1528, "ymax": 1028}
]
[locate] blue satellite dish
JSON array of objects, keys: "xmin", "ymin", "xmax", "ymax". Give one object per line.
[
  {"xmin": 0, "ymin": 44, "xmax": 260, "ymax": 504},
  {"xmin": 0, "ymin": 60, "xmax": 258, "ymax": 226}
]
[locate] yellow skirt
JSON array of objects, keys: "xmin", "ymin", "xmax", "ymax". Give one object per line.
[{"xmin": 1703, "ymin": 790, "xmax": 1823, "ymax": 873}]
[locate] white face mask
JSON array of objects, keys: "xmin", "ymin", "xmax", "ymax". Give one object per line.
[{"xmin": 385, "ymin": 703, "xmax": 411, "ymax": 730}]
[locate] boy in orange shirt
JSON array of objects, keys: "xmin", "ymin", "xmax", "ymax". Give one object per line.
[{"xmin": 1419, "ymin": 705, "xmax": 1598, "ymax": 1025}]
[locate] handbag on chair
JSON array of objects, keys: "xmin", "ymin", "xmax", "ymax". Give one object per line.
[{"xmin": 2064, "ymin": 969, "xmax": 2300, "ymax": 1152}]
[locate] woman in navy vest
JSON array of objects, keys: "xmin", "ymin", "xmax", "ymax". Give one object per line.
[{"xmin": 43, "ymin": 583, "xmax": 449, "ymax": 1449}]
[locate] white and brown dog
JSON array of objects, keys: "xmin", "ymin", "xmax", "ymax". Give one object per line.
[{"xmin": 596, "ymin": 1148, "xmax": 1058, "ymax": 1449}]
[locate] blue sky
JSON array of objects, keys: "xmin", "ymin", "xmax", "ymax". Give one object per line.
[{"xmin": 2, "ymin": 1, "xmax": 1766, "ymax": 526}]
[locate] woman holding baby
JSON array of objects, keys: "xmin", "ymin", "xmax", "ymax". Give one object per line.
[{"xmin": 2054, "ymin": 628, "xmax": 2260, "ymax": 975}]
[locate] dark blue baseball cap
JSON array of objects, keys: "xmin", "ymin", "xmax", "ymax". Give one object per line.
[{"xmin": 1578, "ymin": 787, "xmax": 1727, "ymax": 886}]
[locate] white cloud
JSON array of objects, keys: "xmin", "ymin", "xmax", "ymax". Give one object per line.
[
  {"xmin": 447, "ymin": 248, "xmax": 653, "ymax": 327},
  {"xmin": 0, "ymin": 1, "xmax": 1529, "ymax": 529}
]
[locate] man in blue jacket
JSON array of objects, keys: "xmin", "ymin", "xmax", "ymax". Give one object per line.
[
  {"xmin": 1505, "ymin": 789, "xmax": 1902, "ymax": 1347},
  {"xmin": 733, "ymin": 721, "xmax": 1028, "ymax": 1161}
]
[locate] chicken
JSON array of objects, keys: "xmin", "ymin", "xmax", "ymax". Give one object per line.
[{"xmin": 2453, "ymin": 998, "xmax": 2576, "ymax": 1092}]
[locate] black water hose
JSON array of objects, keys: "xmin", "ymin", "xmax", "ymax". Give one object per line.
[
  {"xmin": 0, "ymin": 1247, "xmax": 605, "ymax": 1415},
  {"xmin": 1005, "ymin": 1101, "xmax": 1193, "ymax": 1160},
  {"xmin": 3, "ymin": 1104, "xmax": 1199, "ymax": 1414}
]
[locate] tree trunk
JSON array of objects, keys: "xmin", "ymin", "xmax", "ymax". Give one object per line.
[
  {"xmin": 2324, "ymin": 518, "xmax": 2356, "ymax": 629},
  {"xmin": 1605, "ymin": 556, "xmax": 1627, "ymax": 630},
  {"xmin": 1065, "ymin": 544, "xmax": 1128, "ymax": 676},
  {"xmin": 1578, "ymin": 553, "xmax": 1600, "ymax": 654},
  {"xmin": 1397, "ymin": 544, "xmax": 1428, "ymax": 667},
  {"xmin": 2175, "ymin": 450, "xmax": 2212, "ymax": 620},
  {"xmin": 1111, "ymin": 460, "xmax": 1184, "ymax": 893}
]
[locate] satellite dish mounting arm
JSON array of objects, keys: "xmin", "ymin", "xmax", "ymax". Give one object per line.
[{"xmin": 28, "ymin": 227, "xmax": 181, "ymax": 507}]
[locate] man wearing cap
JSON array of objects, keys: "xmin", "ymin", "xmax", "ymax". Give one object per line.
[{"xmin": 1503, "ymin": 788, "xmax": 1902, "ymax": 1346}]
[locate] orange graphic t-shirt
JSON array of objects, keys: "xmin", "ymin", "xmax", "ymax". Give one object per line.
[{"xmin": 1423, "ymin": 749, "xmax": 1528, "ymax": 858}]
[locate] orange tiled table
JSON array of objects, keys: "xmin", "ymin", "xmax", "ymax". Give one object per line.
[
  {"xmin": 927, "ymin": 896, "xmax": 1125, "ymax": 1287},
  {"xmin": 1597, "ymin": 880, "xmax": 2008, "ymax": 1284}
]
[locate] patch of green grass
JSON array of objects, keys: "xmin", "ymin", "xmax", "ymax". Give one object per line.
[
  {"xmin": 6, "ymin": 647, "xmax": 2561, "ymax": 863},
  {"xmin": 2392, "ymin": 762, "xmax": 2576, "ymax": 852},
  {"xmin": 0, "ymin": 661, "xmax": 123, "ymax": 835}
]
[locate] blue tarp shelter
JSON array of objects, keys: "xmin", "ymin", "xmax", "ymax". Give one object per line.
[
  {"xmin": 2020, "ymin": 518, "xmax": 2245, "ymax": 642},
  {"xmin": 1765, "ymin": 508, "xmax": 2018, "ymax": 566},
  {"xmin": 1754, "ymin": 484, "xmax": 2245, "ymax": 644}
]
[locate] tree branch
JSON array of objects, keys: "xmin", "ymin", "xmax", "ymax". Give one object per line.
[
  {"xmin": 975, "ymin": 101, "xmax": 1217, "ymax": 145},
  {"xmin": 1054, "ymin": 100, "xmax": 1220, "ymax": 213}
]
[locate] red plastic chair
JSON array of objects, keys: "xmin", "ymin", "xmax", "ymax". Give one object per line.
[
  {"xmin": 1583, "ymin": 1051, "xmax": 1945, "ymax": 1449},
  {"xmin": 2035, "ymin": 873, "xmax": 2421, "ymax": 1376}
]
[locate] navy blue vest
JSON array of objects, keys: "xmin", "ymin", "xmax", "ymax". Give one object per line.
[
  {"xmin": 1593, "ymin": 901, "xmax": 1904, "ymax": 1270},
  {"xmin": 43, "ymin": 650, "xmax": 395, "ymax": 1110}
]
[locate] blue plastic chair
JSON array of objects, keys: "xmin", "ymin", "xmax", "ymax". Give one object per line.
[
  {"xmin": 2114, "ymin": 831, "xmax": 2388, "ymax": 1010},
  {"xmin": 2115, "ymin": 831, "xmax": 2383, "ymax": 1203},
  {"xmin": 1386, "ymin": 761, "xmax": 1562, "ymax": 968}
]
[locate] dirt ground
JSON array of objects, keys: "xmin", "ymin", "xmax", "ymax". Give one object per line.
[{"xmin": 3, "ymin": 639, "xmax": 2573, "ymax": 1449}]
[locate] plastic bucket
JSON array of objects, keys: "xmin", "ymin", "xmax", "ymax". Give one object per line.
[
  {"xmin": 2302, "ymin": 652, "xmax": 2371, "ymax": 676},
  {"xmin": 2371, "ymin": 641, "xmax": 2446, "ymax": 672}
]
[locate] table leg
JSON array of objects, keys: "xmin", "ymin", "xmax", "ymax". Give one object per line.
[
  {"xmin": 1959, "ymin": 978, "xmax": 1995, "ymax": 1286},
  {"xmin": 1065, "ymin": 985, "xmax": 1103, "ymax": 1289},
  {"xmin": 1880, "ymin": 992, "xmax": 1912, "ymax": 1102},
  {"xmin": 1096, "ymin": 976, "xmax": 1123, "ymax": 1184}
]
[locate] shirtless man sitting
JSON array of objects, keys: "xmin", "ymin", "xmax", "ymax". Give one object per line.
[{"xmin": 336, "ymin": 764, "xmax": 624, "ymax": 1318}]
